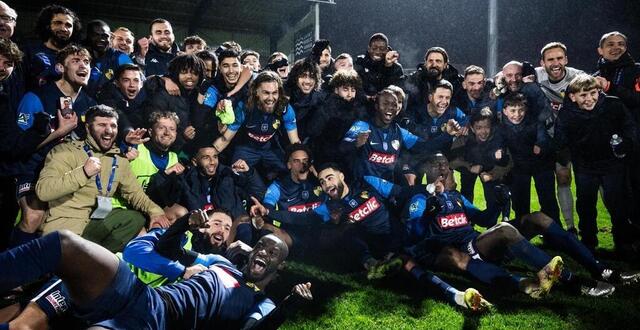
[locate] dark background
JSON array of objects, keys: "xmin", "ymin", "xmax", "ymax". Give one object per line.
[
  {"xmin": 10, "ymin": 0, "xmax": 640, "ymax": 74},
  {"xmin": 319, "ymin": 0, "xmax": 640, "ymax": 73}
]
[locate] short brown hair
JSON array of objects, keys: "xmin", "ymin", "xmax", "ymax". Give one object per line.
[
  {"xmin": 56, "ymin": 44, "xmax": 91, "ymax": 65},
  {"xmin": 329, "ymin": 69, "xmax": 361, "ymax": 89},
  {"xmin": 540, "ymin": 42, "xmax": 567, "ymax": 59},
  {"xmin": 567, "ymin": 74, "xmax": 598, "ymax": 94},
  {"xmin": 0, "ymin": 38, "xmax": 23, "ymax": 64},
  {"xmin": 464, "ymin": 65, "xmax": 485, "ymax": 79},
  {"xmin": 183, "ymin": 35, "xmax": 207, "ymax": 48},
  {"xmin": 503, "ymin": 92, "xmax": 528, "ymax": 109},
  {"xmin": 599, "ymin": 31, "xmax": 627, "ymax": 48},
  {"xmin": 148, "ymin": 111, "xmax": 180, "ymax": 128}
]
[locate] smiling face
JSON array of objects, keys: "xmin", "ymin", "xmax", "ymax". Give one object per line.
[
  {"xmin": 375, "ymin": 93, "xmax": 399, "ymax": 126},
  {"xmin": 367, "ymin": 40, "xmax": 388, "ymax": 62},
  {"xmin": 111, "ymin": 29, "xmax": 134, "ymax": 54},
  {"xmin": 245, "ymin": 234, "xmax": 288, "ymax": 282},
  {"xmin": 569, "ymin": 88, "xmax": 599, "ymax": 111},
  {"xmin": 220, "ymin": 57, "xmax": 241, "ymax": 87},
  {"xmin": 88, "ymin": 116, "xmax": 118, "ymax": 151},
  {"xmin": 117, "ymin": 69, "xmax": 142, "ymax": 99},
  {"xmin": 242, "ymin": 54, "xmax": 261, "ymax": 72},
  {"xmin": 203, "ymin": 212, "xmax": 232, "ymax": 249},
  {"xmin": 0, "ymin": 6, "xmax": 17, "ymax": 39},
  {"xmin": 256, "ymin": 81, "xmax": 279, "ymax": 113},
  {"xmin": 88, "ymin": 23, "xmax": 111, "ymax": 54},
  {"xmin": 0, "ymin": 54, "xmax": 15, "ymax": 81},
  {"xmin": 503, "ymin": 64, "xmax": 523, "ymax": 92},
  {"xmin": 60, "ymin": 53, "xmax": 91, "ymax": 87},
  {"xmin": 150, "ymin": 117, "xmax": 177, "ymax": 151},
  {"xmin": 428, "ymin": 87, "xmax": 452, "ymax": 117},
  {"xmin": 150, "ymin": 21, "xmax": 174, "ymax": 52},
  {"xmin": 49, "ymin": 13, "xmax": 74, "ymax": 47},
  {"xmin": 318, "ymin": 168, "xmax": 346, "ymax": 200},
  {"xmin": 178, "ymin": 69, "xmax": 199, "ymax": 90},
  {"xmin": 296, "ymin": 71, "xmax": 316, "ymax": 94},
  {"xmin": 195, "ymin": 147, "xmax": 219, "ymax": 177},
  {"xmin": 541, "ymin": 47, "xmax": 568, "ymax": 82},
  {"xmin": 503, "ymin": 105, "xmax": 526, "ymax": 124},
  {"xmin": 598, "ymin": 34, "xmax": 627, "ymax": 62},
  {"xmin": 471, "ymin": 118, "xmax": 492, "ymax": 142}
]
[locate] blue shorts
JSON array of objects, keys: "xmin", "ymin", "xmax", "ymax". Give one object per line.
[
  {"xmin": 406, "ymin": 230, "xmax": 480, "ymax": 266},
  {"xmin": 87, "ymin": 261, "xmax": 167, "ymax": 329},
  {"xmin": 232, "ymin": 145, "xmax": 286, "ymax": 172}
]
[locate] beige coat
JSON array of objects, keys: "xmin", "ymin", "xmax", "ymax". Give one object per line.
[{"xmin": 36, "ymin": 135, "xmax": 164, "ymax": 234}]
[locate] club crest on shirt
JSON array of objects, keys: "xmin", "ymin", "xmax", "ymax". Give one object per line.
[
  {"xmin": 301, "ymin": 190, "xmax": 309, "ymax": 200},
  {"xmin": 313, "ymin": 186, "xmax": 322, "ymax": 196},
  {"xmin": 261, "ymin": 123, "xmax": 269, "ymax": 132},
  {"xmin": 272, "ymin": 119, "xmax": 281, "ymax": 130},
  {"xmin": 360, "ymin": 190, "xmax": 369, "ymax": 199},
  {"xmin": 349, "ymin": 199, "xmax": 358, "ymax": 208},
  {"xmin": 391, "ymin": 139, "xmax": 400, "ymax": 150}
]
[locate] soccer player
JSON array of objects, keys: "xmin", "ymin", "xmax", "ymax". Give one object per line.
[{"xmin": 0, "ymin": 231, "xmax": 313, "ymax": 329}]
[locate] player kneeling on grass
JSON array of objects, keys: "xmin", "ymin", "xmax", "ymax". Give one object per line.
[
  {"xmin": 0, "ymin": 229, "xmax": 312, "ymax": 329},
  {"xmin": 251, "ymin": 163, "xmax": 493, "ymax": 312}
]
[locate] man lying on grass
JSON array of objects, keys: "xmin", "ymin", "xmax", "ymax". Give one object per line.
[{"xmin": 404, "ymin": 153, "xmax": 639, "ymax": 299}]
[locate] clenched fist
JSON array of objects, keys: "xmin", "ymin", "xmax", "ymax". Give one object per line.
[{"xmin": 84, "ymin": 157, "xmax": 102, "ymax": 177}]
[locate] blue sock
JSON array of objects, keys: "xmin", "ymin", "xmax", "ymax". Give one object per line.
[
  {"xmin": 466, "ymin": 258, "xmax": 520, "ymax": 290},
  {"xmin": 9, "ymin": 227, "xmax": 41, "ymax": 248},
  {"xmin": 410, "ymin": 266, "xmax": 458, "ymax": 304},
  {"xmin": 544, "ymin": 222, "xmax": 603, "ymax": 276},
  {"xmin": 508, "ymin": 238, "xmax": 551, "ymax": 269},
  {"xmin": 0, "ymin": 232, "xmax": 62, "ymax": 292},
  {"xmin": 234, "ymin": 223, "xmax": 253, "ymax": 245}
]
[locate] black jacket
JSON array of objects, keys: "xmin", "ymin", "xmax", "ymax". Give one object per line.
[
  {"xmin": 287, "ymin": 89, "xmax": 327, "ymax": 143},
  {"xmin": 500, "ymin": 114, "xmax": 554, "ymax": 174},
  {"xmin": 401, "ymin": 63, "xmax": 463, "ymax": 113},
  {"xmin": 144, "ymin": 43, "xmax": 179, "ymax": 77},
  {"xmin": 178, "ymin": 164, "xmax": 266, "ymax": 219},
  {"xmin": 595, "ymin": 51, "xmax": 640, "ymax": 117},
  {"xmin": 307, "ymin": 93, "xmax": 368, "ymax": 166},
  {"xmin": 96, "ymin": 81, "xmax": 147, "ymax": 136},
  {"xmin": 555, "ymin": 94, "xmax": 638, "ymax": 173},
  {"xmin": 354, "ymin": 52, "xmax": 403, "ymax": 97}
]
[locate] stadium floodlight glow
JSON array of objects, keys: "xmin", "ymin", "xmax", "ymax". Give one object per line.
[{"xmin": 306, "ymin": 0, "xmax": 336, "ymax": 4}]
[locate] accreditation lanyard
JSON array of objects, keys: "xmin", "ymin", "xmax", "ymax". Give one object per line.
[{"xmin": 84, "ymin": 145, "xmax": 117, "ymax": 196}]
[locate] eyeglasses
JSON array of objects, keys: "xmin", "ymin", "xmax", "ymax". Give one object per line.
[{"xmin": 0, "ymin": 15, "xmax": 16, "ymax": 23}]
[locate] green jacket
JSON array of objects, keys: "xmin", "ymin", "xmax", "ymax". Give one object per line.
[{"xmin": 36, "ymin": 135, "xmax": 165, "ymax": 234}]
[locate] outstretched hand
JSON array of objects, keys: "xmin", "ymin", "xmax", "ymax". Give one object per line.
[{"xmin": 291, "ymin": 282, "xmax": 313, "ymax": 300}]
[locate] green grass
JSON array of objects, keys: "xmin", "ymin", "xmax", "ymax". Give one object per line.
[{"xmin": 268, "ymin": 173, "xmax": 640, "ymax": 329}]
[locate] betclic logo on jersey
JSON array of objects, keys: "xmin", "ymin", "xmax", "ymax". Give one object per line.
[
  {"xmin": 368, "ymin": 151, "xmax": 396, "ymax": 164},
  {"xmin": 288, "ymin": 202, "xmax": 321, "ymax": 213},
  {"xmin": 348, "ymin": 197, "xmax": 381, "ymax": 222},
  {"xmin": 247, "ymin": 131, "xmax": 275, "ymax": 142},
  {"xmin": 437, "ymin": 212, "xmax": 469, "ymax": 229}
]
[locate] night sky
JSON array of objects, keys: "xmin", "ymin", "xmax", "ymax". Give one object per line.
[{"xmin": 319, "ymin": 0, "xmax": 640, "ymax": 74}]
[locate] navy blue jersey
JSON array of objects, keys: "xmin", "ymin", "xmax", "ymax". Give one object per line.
[
  {"xmin": 156, "ymin": 259, "xmax": 275, "ymax": 329},
  {"xmin": 87, "ymin": 48, "xmax": 133, "ymax": 96},
  {"xmin": 264, "ymin": 176, "xmax": 323, "ymax": 214},
  {"xmin": 229, "ymin": 101, "xmax": 297, "ymax": 150},
  {"xmin": 405, "ymin": 190, "xmax": 499, "ymax": 246},
  {"xmin": 269, "ymin": 176, "xmax": 403, "ymax": 235},
  {"xmin": 23, "ymin": 43, "xmax": 59, "ymax": 90},
  {"xmin": 342, "ymin": 120, "xmax": 420, "ymax": 180},
  {"xmin": 405, "ymin": 106, "xmax": 467, "ymax": 153}
]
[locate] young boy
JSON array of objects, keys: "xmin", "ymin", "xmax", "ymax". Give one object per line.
[
  {"xmin": 554, "ymin": 74, "xmax": 639, "ymax": 253},
  {"xmin": 500, "ymin": 93, "xmax": 560, "ymax": 224},
  {"xmin": 450, "ymin": 107, "xmax": 510, "ymax": 219}
]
